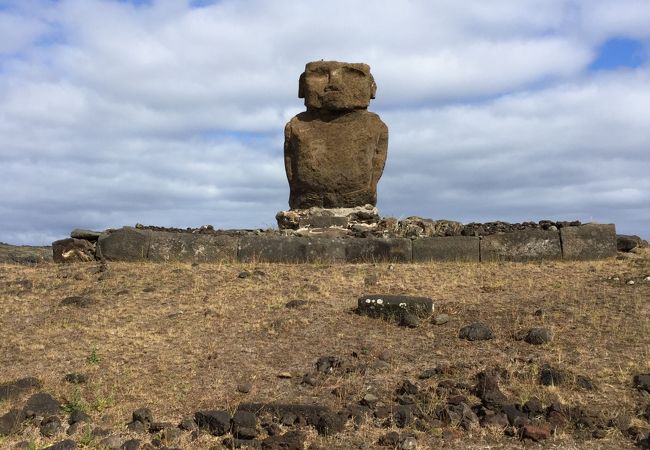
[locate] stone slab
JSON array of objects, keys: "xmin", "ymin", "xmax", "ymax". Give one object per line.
[
  {"xmin": 357, "ymin": 294, "xmax": 433, "ymax": 318},
  {"xmin": 345, "ymin": 238, "xmax": 412, "ymax": 263},
  {"xmin": 238, "ymin": 236, "xmax": 346, "ymax": 263},
  {"xmin": 412, "ymin": 236, "xmax": 479, "ymax": 262},
  {"xmin": 481, "ymin": 229, "xmax": 562, "ymax": 262},
  {"xmin": 148, "ymin": 232, "xmax": 237, "ymax": 263},
  {"xmin": 96, "ymin": 227, "xmax": 151, "ymax": 261},
  {"xmin": 560, "ymin": 224, "xmax": 617, "ymax": 260},
  {"xmin": 70, "ymin": 229, "xmax": 102, "ymax": 240}
]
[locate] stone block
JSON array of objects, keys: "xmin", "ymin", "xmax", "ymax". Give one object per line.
[
  {"xmin": 560, "ymin": 224, "xmax": 617, "ymax": 260},
  {"xmin": 148, "ymin": 232, "xmax": 237, "ymax": 263},
  {"xmin": 412, "ymin": 236, "xmax": 479, "ymax": 262},
  {"xmin": 358, "ymin": 294, "xmax": 433, "ymax": 318},
  {"xmin": 52, "ymin": 238, "xmax": 95, "ymax": 263},
  {"xmin": 96, "ymin": 227, "xmax": 151, "ymax": 261},
  {"xmin": 238, "ymin": 236, "xmax": 346, "ymax": 263},
  {"xmin": 616, "ymin": 234, "xmax": 643, "ymax": 252},
  {"xmin": 70, "ymin": 229, "xmax": 102, "ymax": 241},
  {"xmin": 481, "ymin": 229, "xmax": 561, "ymax": 262},
  {"xmin": 345, "ymin": 238, "xmax": 412, "ymax": 263}
]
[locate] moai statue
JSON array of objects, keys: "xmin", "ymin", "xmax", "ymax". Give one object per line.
[{"xmin": 283, "ymin": 61, "xmax": 388, "ymax": 210}]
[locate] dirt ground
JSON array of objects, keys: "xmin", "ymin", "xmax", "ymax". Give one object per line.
[{"xmin": 1, "ymin": 249, "xmax": 649, "ymax": 449}]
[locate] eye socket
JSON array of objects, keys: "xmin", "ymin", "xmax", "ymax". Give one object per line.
[
  {"xmin": 306, "ymin": 66, "xmax": 329, "ymax": 76},
  {"xmin": 341, "ymin": 67, "xmax": 367, "ymax": 77},
  {"xmin": 305, "ymin": 70, "xmax": 328, "ymax": 81}
]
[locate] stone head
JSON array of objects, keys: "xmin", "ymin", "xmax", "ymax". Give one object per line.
[{"xmin": 298, "ymin": 61, "xmax": 377, "ymax": 111}]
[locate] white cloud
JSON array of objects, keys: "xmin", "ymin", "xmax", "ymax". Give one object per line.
[
  {"xmin": 0, "ymin": 11, "xmax": 50, "ymax": 54},
  {"xmin": 0, "ymin": 0, "xmax": 648, "ymax": 244}
]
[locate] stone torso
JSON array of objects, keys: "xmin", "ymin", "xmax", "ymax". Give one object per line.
[{"xmin": 285, "ymin": 110, "xmax": 388, "ymax": 209}]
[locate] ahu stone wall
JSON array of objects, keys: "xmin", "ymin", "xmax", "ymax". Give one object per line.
[{"xmin": 52, "ymin": 223, "xmax": 618, "ymax": 264}]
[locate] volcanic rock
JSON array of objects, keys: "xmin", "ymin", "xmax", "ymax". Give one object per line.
[
  {"xmin": 524, "ymin": 327, "xmax": 553, "ymax": 345},
  {"xmin": 195, "ymin": 410, "xmax": 231, "ymax": 436},
  {"xmin": 634, "ymin": 374, "xmax": 650, "ymax": 393},
  {"xmin": 459, "ymin": 322, "xmax": 494, "ymax": 341},
  {"xmin": 283, "ymin": 61, "xmax": 387, "ymax": 209},
  {"xmin": 52, "ymin": 238, "xmax": 95, "ymax": 263},
  {"xmin": 261, "ymin": 430, "xmax": 305, "ymax": 450},
  {"xmin": 23, "ymin": 393, "xmax": 61, "ymax": 418},
  {"xmin": 0, "ymin": 377, "xmax": 41, "ymax": 401}
]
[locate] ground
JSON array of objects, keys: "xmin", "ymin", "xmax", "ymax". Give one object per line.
[{"xmin": 0, "ymin": 249, "xmax": 649, "ymax": 449}]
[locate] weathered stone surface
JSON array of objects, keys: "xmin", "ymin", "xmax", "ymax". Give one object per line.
[
  {"xmin": 378, "ymin": 217, "xmax": 464, "ymax": 238},
  {"xmin": 132, "ymin": 407, "xmax": 153, "ymax": 426},
  {"xmin": 70, "ymin": 229, "xmax": 102, "ymax": 240},
  {"xmin": 261, "ymin": 430, "xmax": 305, "ymax": 450},
  {"xmin": 40, "ymin": 415, "xmax": 62, "ymax": 437},
  {"xmin": 43, "ymin": 440, "xmax": 77, "ymax": 450},
  {"xmin": 473, "ymin": 371, "xmax": 508, "ymax": 409},
  {"xmin": 22, "ymin": 393, "xmax": 61, "ymax": 418},
  {"xmin": 358, "ymin": 294, "xmax": 433, "ymax": 319},
  {"xmin": 524, "ymin": 327, "xmax": 553, "ymax": 345},
  {"xmin": 521, "ymin": 423, "xmax": 551, "ymax": 441},
  {"xmin": 481, "ymin": 229, "xmax": 561, "ymax": 262},
  {"xmin": 238, "ymin": 236, "xmax": 346, "ymax": 263},
  {"xmin": 97, "ymin": 227, "xmax": 151, "ymax": 261},
  {"xmin": 300, "ymin": 61, "xmax": 376, "ymax": 111},
  {"xmin": 223, "ymin": 437, "xmax": 261, "ymax": 449},
  {"xmin": 232, "ymin": 410, "xmax": 257, "ymax": 440},
  {"xmin": 412, "ymin": 236, "xmax": 479, "ymax": 262},
  {"xmin": 52, "ymin": 238, "xmax": 95, "ymax": 263},
  {"xmin": 238, "ymin": 403, "xmax": 344, "ymax": 435},
  {"xmin": 284, "ymin": 61, "xmax": 388, "ymax": 209},
  {"xmin": 0, "ymin": 408, "xmax": 22, "ymax": 436},
  {"xmin": 616, "ymin": 234, "xmax": 643, "ymax": 252},
  {"xmin": 0, "ymin": 377, "xmax": 41, "ymax": 401},
  {"xmin": 345, "ymin": 237, "xmax": 411, "ymax": 262},
  {"xmin": 634, "ymin": 374, "xmax": 650, "ymax": 393},
  {"xmin": 147, "ymin": 232, "xmax": 237, "ymax": 262},
  {"xmin": 560, "ymin": 224, "xmax": 617, "ymax": 260},
  {"xmin": 459, "ymin": 322, "xmax": 494, "ymax": 341},
  {"xmin": 195, "ymin": 410, "xmax": 231, "ymax": 436},
  {"xmin": 276, "ymin": 205, "xmax": 379, "ymax": 231}
]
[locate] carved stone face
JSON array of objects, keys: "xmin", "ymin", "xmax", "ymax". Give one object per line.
[{"xmin": 299, "ymin": 61, "xmax": 377, "ymax": 111}]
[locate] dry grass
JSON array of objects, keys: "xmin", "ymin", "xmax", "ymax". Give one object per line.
[{"xmin": 1, "ymin": 249, "xmax": 649, "ymax": 449}]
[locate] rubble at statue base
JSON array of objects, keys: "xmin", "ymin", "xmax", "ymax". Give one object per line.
[{"xmin": 275, "ymin": 206, "xmax": 466, "ymax": 239}]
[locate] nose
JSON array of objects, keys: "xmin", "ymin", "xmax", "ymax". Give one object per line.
[{"xmin": 324, "ymin": 69, "xmax": 342, "ymax": 92}]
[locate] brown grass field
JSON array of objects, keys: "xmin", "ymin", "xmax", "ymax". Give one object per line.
[{"xmin": 1, "ymin": 249, "xmax": 649, "ymax": 449}]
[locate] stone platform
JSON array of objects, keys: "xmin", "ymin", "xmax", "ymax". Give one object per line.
[{"xmin": 52, "ymin": 223, "xmax": 618, "ymax": 263}]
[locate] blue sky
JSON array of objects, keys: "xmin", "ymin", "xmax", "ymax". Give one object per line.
[
  {"xmin": 0, "ymin": 0, "xmax": 649, "ymax": 245},
  {"xmin": 591, "ymin": 37, "xmax": 645, "ymax": 70}
]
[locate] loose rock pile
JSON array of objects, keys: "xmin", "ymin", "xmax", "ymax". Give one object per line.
[{"xmin": 1, "ymin": 342, "xmax": 650, "ymax": 448}]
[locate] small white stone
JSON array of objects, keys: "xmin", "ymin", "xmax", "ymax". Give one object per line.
[
  {"xmin": 365, "ymin": 299, "xmax": 371, "ymax": 304},
  {"xmin": 645, "ymin": 276, "xmax": 650, "ymax": 281},
  {"xmin": 399, "ymin": 302, "xmax": 407, "ymax": 308},
  {"xmin": 613, "ymin": 277, "xmax": 620, "ymax": 281},
  {"xmin": 376, "ymin": 299, "xmax": 383, "ymax": 305},
  {"xmin": 627, "ymin": 280, "xmax": 635, "ymax": 285}
]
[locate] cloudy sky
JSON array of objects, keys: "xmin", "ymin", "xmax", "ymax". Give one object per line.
[{"xmin": 1, "ymin": 0, "xmax": 649, "ymax": 245}]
